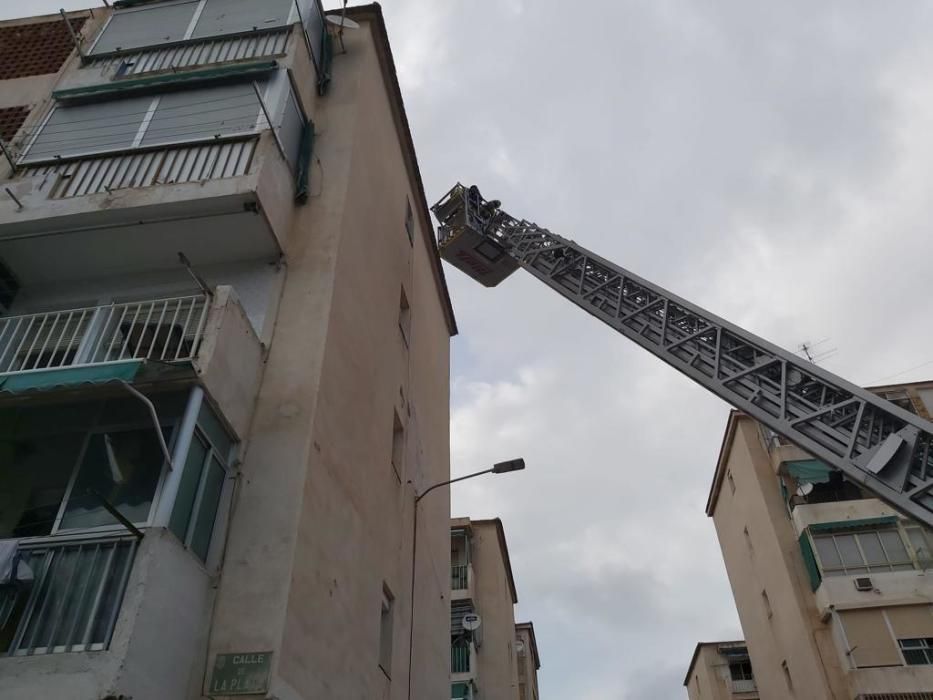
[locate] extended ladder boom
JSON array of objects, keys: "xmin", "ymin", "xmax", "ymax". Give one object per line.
[{"xmin": 432, "ymin": 183, "xmax": 933, "ymax": 527}]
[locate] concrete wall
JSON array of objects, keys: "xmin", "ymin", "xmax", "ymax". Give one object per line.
[
  {"xmin": 207, "ymin": 12, "xmax": 453, "ymax": 700},
  {"xmin": 712, "ymin": 413, "xmax": 933, "ymax": 699},
  {"xmin": 515, "ymin": 625, "xmax": 540, "ymax": 700},
  {"xmin": 685, "ymin": 644, "xmax": 754, "ymax": 700},
  {"xmin": 470, "ymin": 521, "xmax": 520, "ymax": 700},
  {"xmin": 711, "ymin": 416, "xmax": 844, "ymax": 699},
  {"xmin": 0, "ymin": 529, "xmax": 214, "ymax": 700}
]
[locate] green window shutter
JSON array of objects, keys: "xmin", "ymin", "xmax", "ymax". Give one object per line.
[
  {"xmin": 798, "ymin": 532, "xmax": 822, "ymax": 591},
  {"xmin": 294, "ymin": 118, "xmax": 315, "ymax": 203}
]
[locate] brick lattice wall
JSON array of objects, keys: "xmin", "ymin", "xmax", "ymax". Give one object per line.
[
  {"xmin": 0, "ymin": 105, "xmax": 30, "ymax": 143},
  {"xmin": 0, "ymin": 16, "xmax": 86, "ymax": 80}
]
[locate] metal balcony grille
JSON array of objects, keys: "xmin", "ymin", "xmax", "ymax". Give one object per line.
[
  {"xmin": 451, "ymin": 643, "xmax": 470, "ymax": 674},
  {"xmin": 452, "ymin": 564, "xmax": 468, "ymax": 590},
  {"xmin": 0, "ymin": 294, "xmax": 210, "ymax": 376},
  {"xmin": 0, "ymin": 537, "xmax": 138, "ymax": 655},
  {"xmin": 20, "ymin": 138, "xmax": 258, "ymax": 199},
  {"xmin": 731, "ymin": 679, "xmax": 757, "ymax": 693}
]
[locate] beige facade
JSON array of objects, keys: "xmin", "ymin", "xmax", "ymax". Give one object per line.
[
  {"xmin": 0, "ymin": 4, "xmax": 455, "ymax": 700},
  {"xmin": 515, "ymin": 621, "xmax": 541, "ymax": 700},
  {"xmin": 684, "ymin": 641, "xmax": 758, "ymax": 700},
  {"xmin": 706, "ymin": 381, "xmax": 933, "ymax": 700},
  {"xmin": 451, "ymin": 518, "xmax": 539, "ymax": 700}
]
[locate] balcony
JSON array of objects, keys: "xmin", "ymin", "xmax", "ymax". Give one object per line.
[
  {"xmin": 731, "ymin": 678, "xmax": 758, "ymax": 694},
  {"xmin": 451, "ymin": 642, "xmax": 472, "ymax": 675},
  {"xmin": 0, "ymin": 64, "xmax": 309, "ymax": 287},
  {"xmin": 0, "ymin": 286, "xmax": 262, "ymax": 438},
  {"xmin": 0, "ymin": 535, "xmax": 138, "ymax": 656}
]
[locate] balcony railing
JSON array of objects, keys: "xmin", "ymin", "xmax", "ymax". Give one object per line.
[
  {"xmin": 452, "ymin": 564, "xmax": 468, "ymax": 590},
  {"xmin": 0, "ymin": 294, "xmax": 210, "ymax": 377},
  {"xmin": 732, "ymin": 679, "xmax": 757, "ymax": 693},
  {"xmin": 451, "ymin": 643, "xmax": 471, "ymax": 674},
  {"xmin": 0, "ymin": 536, "xmax": 138, "ymax": 655}
]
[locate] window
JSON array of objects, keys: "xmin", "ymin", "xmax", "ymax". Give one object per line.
[
  {"xmin": 0, "ymin": 260, "xmax": 19, "ymax": 314},
  {"xmin": 781, "ymin": 660, "xmax": 794, "ymax": 693},
  {"xmin": 729, "ymin": 659, "xmax": 753, "ymax": 681},
  {"xmin": 905, "ymin": 526, "xmax": 933, "ymax": 568},
  {"xmin": 900, "ymin": 638, "xmax": 933, "ymax": 665},
  {"xmin": 390, "ymin": 411, "xmax": 404, "ymax": 483},
  {"xmin": 404, "ymin": 199, "xmax": 414, "ymax": 244},
  {"xmin": 169, "ymin": 402, "xmax": 234, "ymax": 562},
  {"xmin": 812, "ymin": 528, "xmax": 914, "ymax": 576},
  {"xmin": 727, "ymin": 470, "xmax": 736, "ymax": 494},
  {"xmin": 398, "ymin": 287, "xmax": 411, "ymax": 346},
  {"xmin": 743, "ymin": 526, "xmax": 753, "ymax": 555},
  {"xmin": 379, "ymin": 585, "xmax": 394, "ymax": 677},
  {"xmin": 761, "ymin": 589, "xmax": 773, "ymax": 619},
  {"xmin": 0, "ymin": 392, "xmax": 187, "ymax": 539}
]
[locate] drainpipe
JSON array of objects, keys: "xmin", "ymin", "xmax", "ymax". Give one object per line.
[{"xmin": 153, "ymin": 386, "xmax": 204, "ymax": 526}]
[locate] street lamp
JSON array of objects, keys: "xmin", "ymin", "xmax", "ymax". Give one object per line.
[{"xmin": 406, "ymin": 458, "xmax": 526, "ymax": 699}]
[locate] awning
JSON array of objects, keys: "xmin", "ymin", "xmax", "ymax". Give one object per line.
[
  {"xmin": 809, "ymin": 516, "xmax": 899, "ymax": 533},
  {"xmin": 786, "ymin": 459, "xmax": 833, "ymax": 484},
  {"xmin": 53, "ymin": 61, "xmax": 279, "ymax": 103},
  {"xmin": 0, "ymin": 361, "xmax": 143, "ymax": 393}
]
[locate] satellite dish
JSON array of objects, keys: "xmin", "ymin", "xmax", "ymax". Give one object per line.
[
  {"xmin": 462, "ymin": 613, "xmax": 481, "ymax": 632},
  {"xmin": 797, "ymin": 482, "xmax": 814, "ymax": 497},
  {"xmin": 326, "ymin": 14, "xmax": 360, "ymax": 30}
]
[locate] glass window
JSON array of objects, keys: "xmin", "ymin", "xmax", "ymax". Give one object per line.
[
  {"xmin": 835, "ymin": 534, "xmax": 865, "ymax": 571},
  {"xmin": 169, "ymin": 432, "xmax": 209, "ymax": 542},
  {"xmin": 168, "ymin": 401, "xmax": 234, "ymax": 563},
  {"xmin": 813, "ymin": 535, "xmax": 842, "ymax": 570},
  {"xmin": 59, "ymin": 428, "xmax": 168, "ymax": 530},
  {"xmin": 190, "ymin": 456, "xmax": 225, "ymax": 561},
  {"xmin": 899, "ymin": 638, "xmax": 933, "ymax": 665},
  {"xmin": 0, "ymin": 434, "xmax": 83, "ymax": 538},
  {"xmin": 813, "ymin": 528, "xmax": 917, "ymax": 576}
]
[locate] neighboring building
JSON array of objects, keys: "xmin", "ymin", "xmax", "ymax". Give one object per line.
[
  {"xmin": 451, "ymin": 518, "xmax": 539, "ymax": 700},
  {"xmin": 515, "ymin": 621, "xmax": 541, "ymax": 700},
  {"xmin": 0, "ymin": 3, "xmax": 457, "ymax": 700},
  {"xmin": 684, "ymin": 641, "xmax": 758, "ymax": 700},
  {"xmin": 706, "ymin": 380, "xmax": 933, "ymax": 699}
]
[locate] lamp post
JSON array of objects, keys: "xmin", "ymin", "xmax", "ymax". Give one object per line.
[{"xmin": 406, "ymin": 458, "xmax": 526, "ymax": 700}]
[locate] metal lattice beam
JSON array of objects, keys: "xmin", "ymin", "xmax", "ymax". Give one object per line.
[{"xmin": 432, "ymin": 184, "xmax": 933, "ymax": 527}]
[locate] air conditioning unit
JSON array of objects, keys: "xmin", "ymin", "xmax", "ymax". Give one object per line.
[{"xmin": 854, "ymin": 577, "xmax": 873, "ymax": 591}]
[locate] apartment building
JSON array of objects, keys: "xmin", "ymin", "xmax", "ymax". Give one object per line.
[
  {"xmin": 684, "ymin": 641, "xmax": 758, "ymax": 700},
  {"xmin": 515, "ymin": 621, "xmax": 541, "ymax": 700},
  {"xmin": 451, "ymin": 518, "xmax": 541, "ymax": 700},
  {"xmin": 0, "ymin": 3, "xmax": 457, "ymax": 699},
  {"xmin": 706, "ymin": 380, "xmax": 933, "ymax": 699}
]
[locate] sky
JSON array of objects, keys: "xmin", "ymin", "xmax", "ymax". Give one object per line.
[{"xmin": 10, "ymin": 1, "xmax": 933, "ymax": 698}]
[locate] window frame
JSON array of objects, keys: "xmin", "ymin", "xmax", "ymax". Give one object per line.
[
  {"xmin": 1, "ymin": 397, "xmax": 181, "ymax": 543},
  {"xmin": 810, "ymin": 526, "xmax": 915, "ymax": 576},
  {"xmin": 899, "ymin": 638, "xmax": 933, "ymax": 665}
]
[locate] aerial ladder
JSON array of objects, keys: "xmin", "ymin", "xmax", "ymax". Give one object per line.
[{"xmin": 431, "ymin": 184, "xmax": 933, "ymax": 528}]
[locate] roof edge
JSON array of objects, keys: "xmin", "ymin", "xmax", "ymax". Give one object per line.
[
  {"xmin": 683, "ymin": 640, "xmax": 747, "ymax": 686},
  {"xmin": 706, "ymin": 409, "xmax": 743, "ymax": 516},
  {"xmin": 343, "ymin": 3, "xmax": 458, "ymax": 336},
  {"xmin": 471, "ymin": 517, "xmax": 519, "ymax": 604},
  {"xmin": 515, "ymin": 621, "xmax": 541, "ymax": 669}
]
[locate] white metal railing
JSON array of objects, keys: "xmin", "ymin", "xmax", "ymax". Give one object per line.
[
  {"xmin": 452, "ymin": 564, "xmax": 469, "ymax": 590},
  {"xmin": 0, "ymin": 294, "xmax": 210, "ymax": 376},
  {"xmin": 731, "ymin": 679, "xmax": 757, "ymax": 693},
  {"xmin": 0, "ymin": 536, "xmax": 138, "ymax": 655}
]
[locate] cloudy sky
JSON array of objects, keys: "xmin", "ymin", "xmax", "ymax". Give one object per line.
[{"xmin": 10, "ymin": 1, "xmax": 933, "ymax": 697}]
